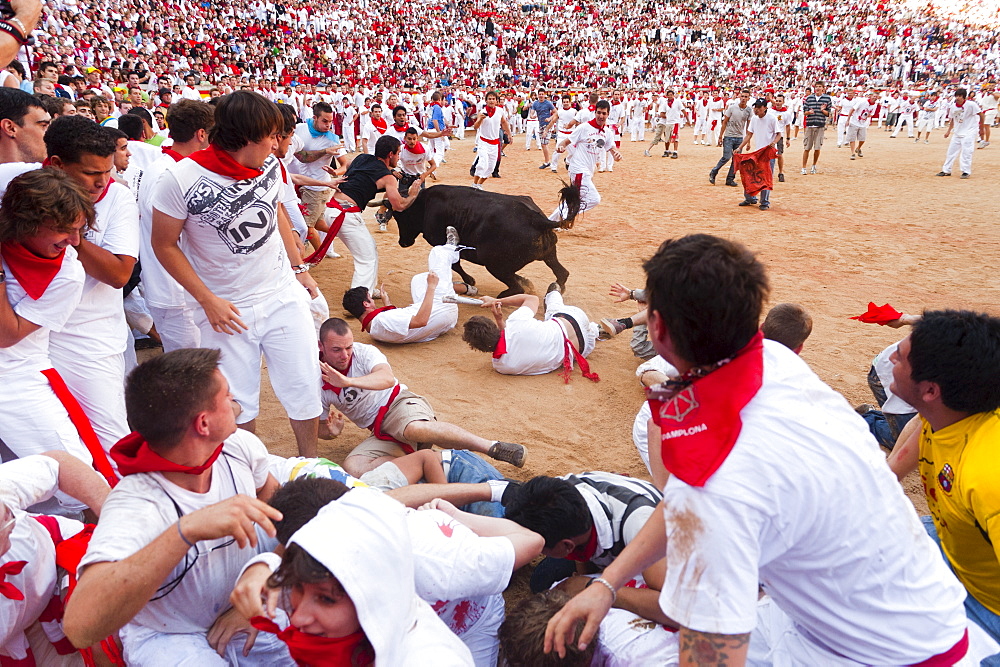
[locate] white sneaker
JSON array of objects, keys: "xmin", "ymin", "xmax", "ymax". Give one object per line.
[
  {"xmin": 801, "ymin": 168, "xmax": 807, "ymax": 175},
  {"xmin": 325, "ymin": 248, "xmax": 341, "ymax": 259},
  {"xmin": 810, "ymin": 166, "xmax": 818, "ymax": 174}
]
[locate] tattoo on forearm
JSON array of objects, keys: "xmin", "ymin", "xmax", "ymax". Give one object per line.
[{"xmin": 680, "ymin": 631, "xmax": 750, "ymax": 666}]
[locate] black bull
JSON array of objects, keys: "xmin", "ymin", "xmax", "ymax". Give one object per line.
[{"xmin": 384, "ymin": 184, "xmax": 582, "ymax": 297}]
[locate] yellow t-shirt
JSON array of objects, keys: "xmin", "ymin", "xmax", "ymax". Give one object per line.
[{"xmin": 920, "ymin": 410, "xmax": 1000, "ymax": 613}]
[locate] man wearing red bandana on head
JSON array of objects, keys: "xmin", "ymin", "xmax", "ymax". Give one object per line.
[
  {"xmin": 0, "ymin": 169, "xmax": 119, "ymax": 502},
  {"xmin": 152, "ymin": 91, "xmax": 323, "ymax": 459},
  {"xmin": 0, "ymin": 453, "xmax": 110, "ymax": 666},
  {"xmin": 546, "ymin": 234, "xmax": 977, "ymax": 665},
  {"xmin": 64, "ymin": 348, "xmax": 293, "ymax": 665}
]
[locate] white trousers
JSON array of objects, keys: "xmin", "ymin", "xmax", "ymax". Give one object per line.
[
  {"xmin": 473, "ymin": 138, "xmax": 500, "ymax": 178},
  {"xmin": 330, "ymin": 210, "xmax": 379, "ymax": 290},
  {"xmin": 149, "ymin": 305, "xmax": 201, "ymax": 352},
  {"xmin": 942, "ymin": 133, "xmax": 976, "ymax": 175},
  {"xmin": 195, "ymin": 284, "xmax": 322, "ymax": 422},
  {"xmin": 524, "ymin": 120, "xmax": 540, "ymax": 148},
  {"xmin": 892, "ymin": 113, "xmax": 915, "ymax": 137},
  {"xmin": 49, "ymin": 349, "xmax": 129, "ymax": 455},
  {"xmin": 549, "ymin": 172, "xmax": 600, "ymax": 222},
  {"xmin": 836, "ymin": 116, "xmax": 850, "ymax": 145}
]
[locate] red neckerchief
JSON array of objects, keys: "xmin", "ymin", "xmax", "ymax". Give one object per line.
[
  {"xmin": 587, "ymin": 119, "xmax": 606, "ymax": 131},
  {"xmin": 251, "ymin": 616, "xmax": 373, "ymax": 667},
  {"xmin": 588, "ymin": 104, "xmax": 595, "ymax": 111},
  {"xmin": 392, "ymin": 123, "xmax": 408, "ymax": 132},
  {"xmin": 484, "ymin": 105, "xmax": 496, "ymax": 117},
  {"xmin": 110, "ymin": 432, "xmax": 224, "ymax": 476},
  {"xmin": 647, "ymin": 331, "xmax": 764, "ymax": 487},
  {"xmin": 360, "ymin": 305, "xmax": 397, "ymax": 332},
  {"xmin": 0, "ymin": 561, "xmax": 27, "ymax": 600},
  {"xmin": 188, "ymin": 143, "xmax": 263, "ymax": 180},
  {"xmin": 492, "ymin": 331, "xmax": 507, "ymax": 359},
  {"xmin": 162, "ymin": 146, "xmax": 184, "ymax": 161},
  {"xmin": 0, "ymin": 242, "xmax": 65, "ymax": 300},
  {"xmin": 773, "ymin": 106, "xmax": 787, "ymax": 112},
  {"xmin": 403, "ymin": 141, "xmax": 425, "ymax": 154},
  {"xmin": 667, "ymin": 99, "xmax": 675, "ymax": 107},
  {"xmin": 95, "ymin": 178, "xmax": 112, "ymax": 202},
  {"xmin": 564, "ymin": 527, "xmax": 598, "ymax": 562},
  {"xmin": 371, "ymin": 118, "xmax": 387, "ymax": 134}
]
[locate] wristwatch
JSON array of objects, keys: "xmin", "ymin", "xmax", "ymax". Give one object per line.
[{"xmin": 0, "ymin": 269, "xmax": 5, "ymax": 283}]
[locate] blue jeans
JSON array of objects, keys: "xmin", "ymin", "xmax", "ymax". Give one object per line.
[
  {"xmin": 922, "ymin": 515, "xmax": 1000, "ymax": 664},
  {"xmin": 862, "ymin": 365, "xmax": 916, "ymax": 449},
  {"xmin": 711, "ymin": 136, "xmax": 742, "ymax": 181},
  {"xmin": 445, "ymin": 450, "xmax": 505, "ymax": 517}
]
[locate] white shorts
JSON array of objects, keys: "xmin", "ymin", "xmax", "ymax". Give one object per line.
[
  {"xmin": 358, "ymin": 460, "xmax": 408, "ymax": 491},
  {"xmin": 0, "ymin": 369, "xmax": 92, "ymax": 465},
  {"xmin": 149, "ymin": 304, "xmax": 202, "ymax": 352},
  {"xmin": 543, "ymin": 291, "xmax": 598, "ymax": 358},
  {"xmin": 983, "ymin": 109, "xmax": 996, "ymax": 124},
  {"xmin": 195, "ymin": 284, "xmax": 322, "ymax": 422}
]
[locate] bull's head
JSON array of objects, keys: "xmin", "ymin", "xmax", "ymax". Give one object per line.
[{"xmin": 393, "ymin": 191, "xmax": 426, "ymax": 248}]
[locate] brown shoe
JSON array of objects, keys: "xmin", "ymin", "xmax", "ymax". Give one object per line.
[{"xmin": 488, "ymin": 441, "xmax": 527, "ymax": 468}]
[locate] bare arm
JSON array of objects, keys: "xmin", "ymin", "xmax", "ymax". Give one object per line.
[
  {"xmin": 420, "ymin": 498, "xmax": 544, "ymax": 569},
  {"xmin": 679, "ymin": 630, "xmax": 750, "ymax": 666},
  {"xmin": 0, "ymin": 265, "xmax": 42, "ymax": 347},
  {"xmin": 40, "ymin": 450, "xmax": 110, "ymax": 515},
  {"xmin": 887, "ymin": 415, "xmax": 922, "ymax": 481},
  {"xmin": 75, "ymin": 239, "xmax": 136, "ymax": 289},
  {"xmin": 736, "ymin": 130, "xmax": 753, "ymax": 152},
  {"xmin": 320, "ymin": 361, "xmax": 395, "ymax": 391},
  {"xmin": 385, "ymin": 482, "xmax": 492, "ymax": 509},
  {"xmin": 152, "ymin": 208, "xmax": 247, "ymax": 335},
  {"xmin": 381, "ymin": 173, "xmax": 421, "ymax": 212},
  {"xmin": 293, "ymin": 147, "xmax": 338, "ymax": 163},
  {"xmin": 0, "ymin": 0, "xmax": 41, "ymax": 67},
  {"xmin": 480, "ymin": 293, "xmax": 540, "ymax": 314},
  {"xmin": 408, "ymin": 272, "xmax": 439, "ymax": 329},
  {"xmin": 717, "ymin": 117, "xmax": 729, "ymax": 144}
]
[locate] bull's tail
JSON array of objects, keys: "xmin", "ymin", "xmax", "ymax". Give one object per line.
[{"xmin": 555, "ymin": 180, "xmax": 581, "ymax": 230}]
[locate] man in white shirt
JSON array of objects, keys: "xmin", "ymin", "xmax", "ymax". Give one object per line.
[
  {"xmin": 288, "ymin": 102, "xmax": 343, "ymax": 253},
  {"xmin": 462, "ymin": 283, "xmax": 599, "ymax": 381},
  {"xmin": 64, "ymin": 349, "xmax": 291, "ymax": 665},
  {"xmin": 179, "ymin": 74, "xmax": 202, "ymax": 101},
  {"xmin": 317, "ymin": 317, "xmax": 527, "ymax": 475},
  {"xmin": 0, "ymin": 452, "xmax": 110, "ymax": 665},
  {"xmin": 45, "ymin": 116, "xmax": 139, "ymax": 457},
  {"xmin": 470, "ymin": 90, "xmax": 510, "ymax": 190},
  {"xmin": 152, "ymin": 91, "xmax": 323, "ymax": 457},
  {"xmin": 735, "ymin": 99, "xmax": 781, "ymax": 210},
  {"xmin": 0, "ymin": 169, "xmax": 118, "ymax": 498},
  {"xmin": 341, "ymin": 228, "xmax": 468, "ymax": 345},
  {"xmin": 548, "ymin": 100, "xmax": 621, "ymax": 224},
  {"xmin": 846, "ymin": 91, "xmax": 879, "ymax": 159},
  {"xmin": 547, "ymin": 234, "xmax": 976, "ymax": 666},
  {"xmin": 937, "ymin": 89, "xmax": 985, "ymax": 179},
  {"xmin": 977, "ymin": 87, "xmax": 997, "ymax": 148}
]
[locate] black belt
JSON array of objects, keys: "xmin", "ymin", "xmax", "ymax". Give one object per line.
[{"xmin": 552, "ymin": 312, "xmax": 584, "ymax": 352}]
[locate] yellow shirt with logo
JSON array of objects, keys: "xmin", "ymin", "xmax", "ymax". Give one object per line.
[{"xmin": 920, "ymin": 410, "xmax": 1000, "ymax": 613}]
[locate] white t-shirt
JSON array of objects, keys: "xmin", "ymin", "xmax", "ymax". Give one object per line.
[
  {"xmin": 770, "ymin": 106, "xmax": 793, "ymax": 129},
  {"xmin": 657, "ymin": 341, "xmax": 968, "ymax": 663},
  {"xmin": 152, "ymin": 154, "xmax": 295, "ymax": 308},
  {"xmin": 0, "ymin": 247, "xmax": 84, "ymax": 375},
  {"xmin": 872, "ymin": 342, "xmax": 917, "ymax": 415},
  {"xmin": 848, "ymin": 98, "xmax": 878, "ymax": 127},
  {"xmin": 138, "ymin": 153, "xmax": 187, "ymax": 309},
  {"xmin": 567, "ymin": 121, "xmax": 613, "ymax": 175},
  {"xmin": 475, "ymin": 108, "xmax": 502, "ymax": 142},
  {"xmin": 49, "ymin": 181, "xmax": 138, "ymax": 358},
  {"xmin": 950, "ymin": 100, "xmax": 983, "ymax": 137},
  {"xmin": 289, "ymin": 122, "xmax": 340, "ymax": 190},
  {"xmin": 491, "ymin": 306, "xmax": 565, "ymax": 376},
  {"xmin": 555, "ymin": 107, "xmax": 576, "ymax": 133},
  {"xmin": 662, "ymin": 99, "xmax": 683, "ymax": 124},
  {"xmin": 79, "ymin": 430, "xmax": 272, "ymax": 634},
  {"xmin": 747, "ymin": 112, "xmax": 781, "ymax": 151},
  {"xmin": 406, "ymin": 508, "xmax": 513, "ymax": 638},
  {"xmin": 399, "ymin": 144, "xmax": 430, "ymax": 176},
  {"xmin": 0, "ymin": 456, "xmax": 85, "ymax": 661},
  {"xmin": 320, "ymin": 342, "xmax": 402, "ymax": 428},
  {"xmin": 125, "ymin": 140, "xmax": 164, "ymax": 186}
]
